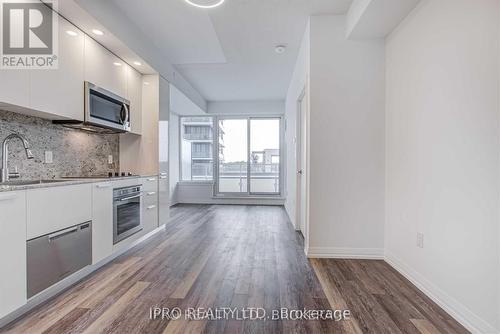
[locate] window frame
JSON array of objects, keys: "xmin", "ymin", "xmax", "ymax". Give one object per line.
[
  {"xmin": 179, "ymin": 115, "xmax": 285, "ymax": 197},
  {"xmin": 213, "ymin": 115, "xmax": 284, "ymax": 197}
]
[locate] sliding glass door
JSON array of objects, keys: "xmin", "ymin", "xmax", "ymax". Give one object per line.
[
  {"xmin": 218, "ymin": 119, "xmax": 248, "ymax": 193},
  {"xmin": 216, "ymin": 116, "xmax": 282, "ymax": 196},
  {"xmin": 250, "ymin": 118, "xmax": 280, "ymax": 194}
]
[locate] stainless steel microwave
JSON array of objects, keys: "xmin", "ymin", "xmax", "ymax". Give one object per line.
[
  {"xmin": 54, "ymin": 82, "xmax": 131, "ymax": 133},
  {"xmin": 85, "ymin": 82, "xmax": 131, "ymax": 133}
]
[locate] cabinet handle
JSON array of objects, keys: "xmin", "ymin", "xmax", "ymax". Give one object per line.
[
  {"xmin": 160, "ymin": 172, "xmax": 167, "ymax": 176},
  {"xmin": 160, "ymin": 176, "xmax": 167, "ymax": 180},
  {"xmin": 48, "ymin": 227, "xmax": 78, "ymax": 242},
  {"xmin": 147, "ymin": 178, "xmax": 156, "ymax": 182},
  {"xmin": 0, "ymin": 194, "xmax": 16, "ymax": 202},
  {"xmin": 96, "ymin": 183, "xmax": 111, "ymax": 189},
  {"xmin": 147, "ymin": 192, "xmax": 156, "ymax": 196},
  {"xmin": 147, "ymin": 205, "xmax": 156, "ymax": 210}
]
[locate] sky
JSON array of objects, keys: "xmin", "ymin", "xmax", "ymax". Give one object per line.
[{"xmin": 221, "ymin": 119, "xmax": 280, "ymax": 163}]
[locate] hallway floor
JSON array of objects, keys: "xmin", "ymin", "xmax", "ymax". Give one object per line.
[{"xmin": 2, "ymin": 205, "xmax": 468, "ymax": 334}]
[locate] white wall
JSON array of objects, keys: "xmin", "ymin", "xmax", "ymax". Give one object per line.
[
  {"xmin": 285, "ymin": 22, "xmax": 310, "ymax": 228},
  {"xmin": 385, "ymin": 0, "xmax": 500, "ymax": 332},
  {"xmin": 171, "ymin": 85, "xmax": 206, "ymax": 116},
  {"xmin": 169, "ymin": 112, "xmax": 180, "ymax": 205},
  {"xmin": 306, "ymin": 15, "xmax": 386, "ymax": 258},
  {"xmin": 207, "ymin": 100, "xmax": 284, "ymax": 115}
]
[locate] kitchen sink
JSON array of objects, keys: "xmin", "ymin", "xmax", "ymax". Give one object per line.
[{"xmin": 0, "ymin": 180, "xmax": 68, "ymax": 186}]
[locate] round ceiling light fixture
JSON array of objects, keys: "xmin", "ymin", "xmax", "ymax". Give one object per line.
[{"xmin": 184, "ymin": 0, "xmax": 225, "ymax": 9}]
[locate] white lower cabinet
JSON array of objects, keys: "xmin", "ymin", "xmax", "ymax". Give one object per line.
[
  {"xmin": 91, "ymin": 182, "xmax": 114, "ymax": 264},
  {"xmin": 0, "ymin": 191, "xmax": 27, "ymax": 318},
  {"xmin": 158, "ymin": 174, "xmax": 169, "ymax": 226},
  {"xmin": 142, "ymin": 177, "xmax": 159, "ymax": 231},
  {"xmin": 26, "ymin": 184, "xmax": 92, "ymax": 240}
]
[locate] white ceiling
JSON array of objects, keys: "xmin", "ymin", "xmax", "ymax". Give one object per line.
[{"xmin": 110, "ymin": 0, "xmax": 353, "ymax": 101}]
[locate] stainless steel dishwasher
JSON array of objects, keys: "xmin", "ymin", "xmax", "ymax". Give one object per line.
[{"xmin": 27, "ymin": 222, "xmax": 92, "ymax": 298}]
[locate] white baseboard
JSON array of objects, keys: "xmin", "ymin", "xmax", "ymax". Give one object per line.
[
  {"xmin": 306, "ymin": 247, "xmax": 384, "ymax": 259},
  {"xmin": 385, "ymin": 253, "xmax": 498, "ymax": 334}
]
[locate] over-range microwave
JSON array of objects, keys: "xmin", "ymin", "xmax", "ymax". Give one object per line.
[{"xmin": 54, "ymin": 82, "xmax": 131, "ymax": 134}]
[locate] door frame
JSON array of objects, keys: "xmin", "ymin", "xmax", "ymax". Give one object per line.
[{"xmin": 296, "ymin": 85, "xmax": 310, "ymax": 249}]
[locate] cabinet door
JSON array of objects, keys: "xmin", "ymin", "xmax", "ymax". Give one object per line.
[
  {"xmin": 0, "ymin": 191, "xmax": 27, "ymax": 318},
  {"xmin": 92, "ymin": 182, "xmax": 113, "ymax": 264},
  {"xmin": 143, "ymin": 193, "xmax": 159, "ymax": 232},
  {"xmin": 30, "ymin": 16, "xmax": 84, "ymax": 120},
  {"xmin": 158, "ymin": 175, "xmax": 169, "ymax": 226},
  {"xmin": 0, "ymin": 70, "xmax": 29, "ymax": 108},
  {"xmin": 158, "ymin": 77, "xmax": 170, "ymax": 226},
  {"xmin": 84, "ymin": 35, "xmax": 127, "ymax": 98},
  {"xmin": 27, "ymin": 184, "xmax": 92, "ymax": 240},
  {"xmin": 127, "ymin": 66, "xmax": 142, "ymax": 134}
]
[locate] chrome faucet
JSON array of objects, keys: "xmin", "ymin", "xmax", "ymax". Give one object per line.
[{"xmin": 1, "ymin": 133, "xmax": 34, "ymax": 183}]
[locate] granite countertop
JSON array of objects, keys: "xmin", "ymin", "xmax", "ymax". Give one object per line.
[{"xmin": 0, "ymin": 175, "xmax": 159, "ymax": 192}]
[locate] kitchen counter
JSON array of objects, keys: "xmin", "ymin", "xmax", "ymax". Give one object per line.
[{"xmin": 0, "ymin": 175, "xmax": 158, "ymax": 192}]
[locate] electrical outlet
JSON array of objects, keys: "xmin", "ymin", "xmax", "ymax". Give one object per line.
[
  {"xmin": 417, "ymin": 233, "xmax": 424, "ymax": 248},
  {"xmin": 44, "ymin": 151, "xmax": 53, "ymax": 164},
  {"xmin": 108, "ymin": 155, "xmax": 113, "ymax": 164}
]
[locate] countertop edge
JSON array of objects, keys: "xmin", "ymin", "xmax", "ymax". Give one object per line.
[{"xmin": 0, "ymin": 175, "xmax": 160, "ymax": 192}]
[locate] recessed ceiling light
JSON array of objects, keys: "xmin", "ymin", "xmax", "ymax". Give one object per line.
[
  {"xmin": 275, "ymin": 45, "xmax": 287, "ymax": 54},
  {"xmin": 113, "ymin": 62, "xmax": 122, "ymax": 66},
  {"xmin": 185, "ymin": 0, "xmax": 224, "ymax": 9},
  {"xmin": 133, "ymin": 61, "xmax": 142, "ymax": 66},
  {"xmin": 66, "ymin": 30, "xmax": 78, "ymax": 36},
  {"xmin": 92, "ymin": 29, "xmax": 104, "ymax": 36}
]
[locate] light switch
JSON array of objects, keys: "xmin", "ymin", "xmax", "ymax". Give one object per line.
[
  {"xmin": 44, "ymin": 151, "xmax": 53, "ymax": 164},
  {"xmin": 108, "ymin": 155, "xmax": 113, "ymax": 164}
]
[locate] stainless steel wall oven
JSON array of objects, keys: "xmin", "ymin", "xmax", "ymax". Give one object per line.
[{"xmin": 113, "ymin": 185, "xmax": 143, "ymax": 244}]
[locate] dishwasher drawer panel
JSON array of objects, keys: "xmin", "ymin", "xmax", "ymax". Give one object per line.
[{"xmin": 27, "ymin": 222, "xmax": 92, "ymax": 298}]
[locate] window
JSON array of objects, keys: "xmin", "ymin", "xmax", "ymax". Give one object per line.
[
  {"xmin": 180, "ymin": 117, "xmax": 214, "ymax": 181},
  {"xmin": 180, "ymin": 115, "xmax": 282, "ymax": 195},
  {"xmin": 216, "ymin": 117, "xmax": 282, "ymax": 195}
]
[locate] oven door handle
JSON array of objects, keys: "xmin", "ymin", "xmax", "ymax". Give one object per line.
[{"xmin": 118, "ymin": 193, "xmax": 143, "ymax": 202}]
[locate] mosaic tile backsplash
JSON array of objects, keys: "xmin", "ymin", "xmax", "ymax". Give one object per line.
[{"xmin": 0, "ymin": 110, "xmax": 119, "ymax": 180}]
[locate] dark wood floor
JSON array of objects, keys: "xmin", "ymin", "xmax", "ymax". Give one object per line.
[{"xmin": 1, "ymin": 204, "xmax": 468, "ymax": 334}]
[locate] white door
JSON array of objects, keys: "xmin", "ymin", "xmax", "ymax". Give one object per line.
[{"xmin": 296, "ymin": 91, "xmax": 308, "ymax": 236}]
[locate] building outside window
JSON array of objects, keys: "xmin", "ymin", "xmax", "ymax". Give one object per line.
[{"xmin": 180, "ymin": 117, "xmax": 216, "ymax": 181}]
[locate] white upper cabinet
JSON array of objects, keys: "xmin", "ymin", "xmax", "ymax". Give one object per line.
[
  {"xmin": 30, "ymin": 16, "xmax": 85, "ymax": 121},
  {"xmin": 0, "ymin": 191, "xmax": 27, "ymax": 318},
  {"xmin": 0, "ymin": 68, "xmax": 29, "ymax": 109},
  {"xmin": 127, "ymin": 65, "xmax": 143, "ymax": 135},
  {"xmin": 84, "ymin": 35, "xmax": 127, "ymax": 99}
]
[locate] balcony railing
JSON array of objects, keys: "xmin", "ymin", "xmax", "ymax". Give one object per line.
[
  {"xmin": 183, "ymin": 133, "xmax": 213, "ymax": 141},
  {"xmin": 190, "ymin": 163, "xmax": 280, "ymax": 193},
  {"xmin": 192, "ymin": 151, "xmax": 212, "ymax": 159},
  {"xmin": 217, "ymin": 163, "xmax": 280, "ymax": 193}
]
